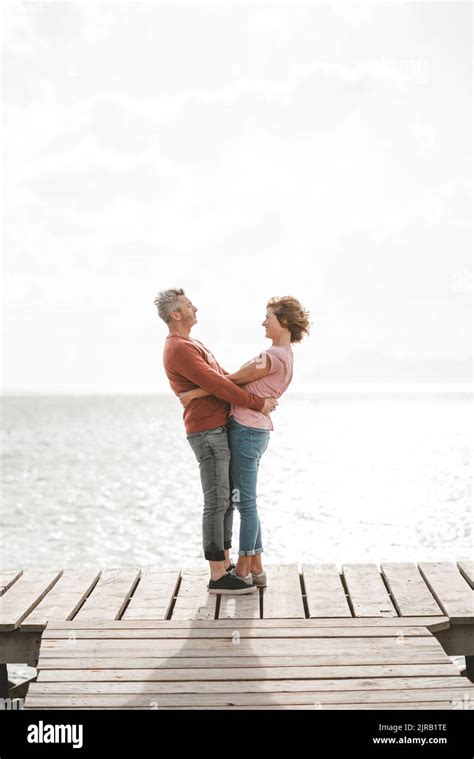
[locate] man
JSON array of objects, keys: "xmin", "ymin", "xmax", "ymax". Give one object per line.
[{"xmin": 154, "ymin": 288, "xmax": 277, "ymax": 595}]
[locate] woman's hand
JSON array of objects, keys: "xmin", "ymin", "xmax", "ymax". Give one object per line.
[
  {"xmin": 178, "ymin": 389, "xmax": 200, "ymax": 409},
  {"xmin": 178, "ymin": 387, "xmax": 209, "ymax": 409}
]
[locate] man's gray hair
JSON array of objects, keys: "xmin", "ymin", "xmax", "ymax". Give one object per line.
[{"xmin": 153, "ymin": 288, "xmax": 185, "ymax": 324}]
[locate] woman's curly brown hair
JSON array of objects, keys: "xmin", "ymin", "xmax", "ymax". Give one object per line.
[{"xmin": 267, "ymin": 296, "xmax": 311, "ymax": 343}]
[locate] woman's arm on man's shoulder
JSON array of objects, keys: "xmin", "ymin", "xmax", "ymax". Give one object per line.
[
  {"xmin": 178, "ymin": 355, "xmax": 270, "ymax": 406},
  {"xmin": 178, "ymin": 351, "xmax": 279, "ymax": 407},
  {"xmin": 226, "ymin": 353, "xmax": 273, "ymax": 385}
]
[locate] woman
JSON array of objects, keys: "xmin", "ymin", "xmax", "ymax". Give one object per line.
[{"xmin": 179, "ymin": 295, "xmax": 310, "ymax": 587}]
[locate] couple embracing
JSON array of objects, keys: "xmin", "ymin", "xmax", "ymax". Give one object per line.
[{"xmin": 154, "ymin": 288, "xmax": 310, "ymax": 595}]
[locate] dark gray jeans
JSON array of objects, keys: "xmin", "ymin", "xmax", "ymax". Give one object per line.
[{"xmin": 186, "ymin": 424, "xmax": 234, "ymax": 561}]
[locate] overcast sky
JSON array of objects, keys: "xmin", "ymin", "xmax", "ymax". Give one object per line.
[{"xmin": 1, "ymin": 1, "xmax": 471, "ymax": 393}]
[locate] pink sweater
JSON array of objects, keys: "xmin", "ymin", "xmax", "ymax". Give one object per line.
[{"xmin": 231, "ymin": 345, "xmax": 293, "ymax": 430}]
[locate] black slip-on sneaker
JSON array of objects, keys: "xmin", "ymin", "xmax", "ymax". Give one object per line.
[{"xmin": 207, "ymin": 573, "xmax": 258, "ymax": 595}]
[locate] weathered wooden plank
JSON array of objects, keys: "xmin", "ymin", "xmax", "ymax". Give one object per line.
[
  {"xmin": 171, "ymin": 570, "xmax": 217, "ymax": 620},
  {"xmin": 303, "ymin": 564, "xmax": 352, "ymax": 618},
  {"xmin": 262, "ymin": 565, "xmax": 305, "ymax": 618},
  {"xmin": 342, "ymin": 564, "xmax": 396, "ymax": 617},
  {"xmin": 40, "ymin": 627, "xmax": 433, "ymax": 641},
  {"xmin": 218, "ymin": 588, "xmax": 260, "ymax": 619},
  {"xmin": 25, "ymin": 702, "xmax": 465, "ymax": 710},
  {"xmin": 418, "ymin": 562, "xmax": 474, "ymax": 623},
  {"xmin": 36, "ymin": 662, "xmax": 459, "ymax": 682},
  {"xmin": 0, "ymin": 570, "xmax": 23, "ymax": 596},
  {"xmin": 37, "ymin": 636, "xmax": 447, "ymax": 658},
  {"xmin": 27, "ymin": 675, "xmax": 471, "ymax": 696},
  {"xmin": 37, "ymin": 649, "xmax": 451, "ymax": 668},
  {"xmin": 458, "ymin": 561, "xmax": 474, "ymax": 588},
  {"xmin": 316, "ymin": 702, "xmax": 465, "ymax": 710},
  {"xmin": 121, "ymin": 570, "xmax": 180, "ymax": 620},
  {"xmin": 40, "ymin": 626, "xmax": 432, "ymax": 640},
  {"xmin": 0, "ymin": 570, "xmax": 63, "ymax": 630},
  {"xmin": 23, "ymin": 687, "xmax": 474, "ymax": 708},
  {"xmin": 72, "ymin": 569, "xmax": 140, "ymax": 622},
  {"xmin": 380, "ymin": 563, "xmax": 443, "ymax": 617},
  {"xmin": 19, "ymin": 570, "xmax": 101, "ymax": 631},
  {"xmin": 42, "ymin": 616, "xmax": 450, "ymax": 630}
]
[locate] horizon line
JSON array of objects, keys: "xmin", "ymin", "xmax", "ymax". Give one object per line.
[{"xmin": 1, "ymin": 382, "xmax": 472, "ymax": 396}]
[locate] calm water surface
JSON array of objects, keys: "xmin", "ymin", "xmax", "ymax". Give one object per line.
[{"xmin": 1, "ymin": 393, "xmax": 471, "ymax": 568}]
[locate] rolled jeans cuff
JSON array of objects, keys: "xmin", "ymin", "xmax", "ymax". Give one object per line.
[
  {"xmin": 238, "ymin": 549, "xmax": 263, "ymax": 556},
  {"xmin": 204, "ymin": 549, "xmax": 226, "ymax": 561}
]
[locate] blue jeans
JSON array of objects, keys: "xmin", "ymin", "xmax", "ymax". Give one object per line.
[
  {"xmin": 186, "ymin": 424, "xmax": 233, "ymax": 561},
  {"xmin": 228, "ymin": 416, "xmax": 270, "ymax": 556}
]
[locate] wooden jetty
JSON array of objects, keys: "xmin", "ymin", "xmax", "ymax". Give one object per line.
[{"xmin": 1, "ymin": 561, "xmax": 473, "ymax": 710}]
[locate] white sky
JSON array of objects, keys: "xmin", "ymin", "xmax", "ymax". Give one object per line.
[{"xmin": 1, "ymin": 1, "xmax": 472, "ymax": 393}]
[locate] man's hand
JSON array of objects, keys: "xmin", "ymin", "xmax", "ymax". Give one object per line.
[{"xmin": 261, "ymin": 397, "xmax": 278, "ymax": 416}]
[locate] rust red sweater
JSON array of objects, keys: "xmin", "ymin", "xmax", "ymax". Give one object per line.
[{"xmin": 163, "ymin": 334, "xmax": 265, "ymax": 433}]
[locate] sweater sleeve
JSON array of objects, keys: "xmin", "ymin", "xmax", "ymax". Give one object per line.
[
  {"xmin": 263, "ymin": 350, "xmax": 284, "ymax": 375},
  {"xmin": 175, "ymin": 343, "xmax": 265, "ymax": 411}
]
